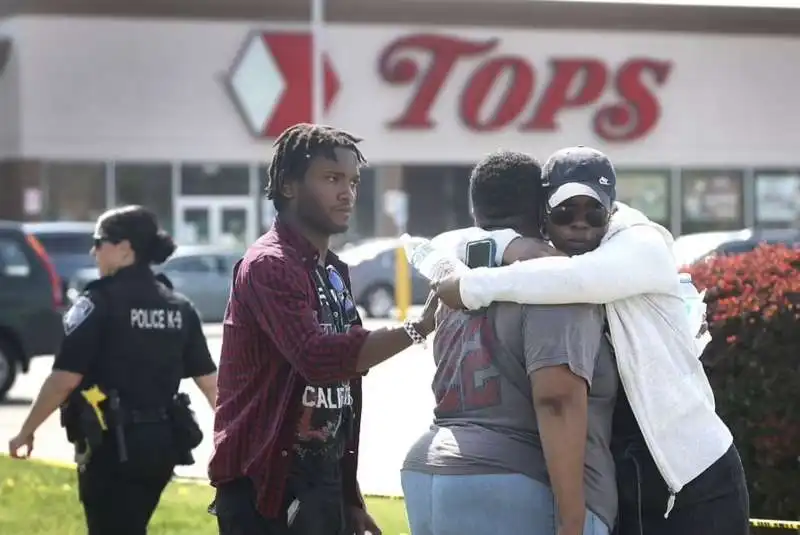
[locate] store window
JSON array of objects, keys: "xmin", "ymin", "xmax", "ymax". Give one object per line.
[
  {"xmin": 43, "ymin": 162, "xmax": 106, "ymax": 221},
  {"xmin": 615, "ymin": 171, "xmax": 670, "ymax": 227},
  {"xmin": 181, "ymin": 164, "xmax": 250, "ymax": 196},
  {"xmin": 405, "ymin": 166, "xmax": 472, "ymax": 237},
  {"xmin": 353, "ymin": 167, "xmax": 376, "ymax": 239},
  {"xmin": 681, "ymin": 170, "xmax": 744, "ymax": 234},
  {"xmin": 256, "ymin": 165, "xmax": 273, "ymax": 232},
  {"xmin": 754, "ymin": 172, "xmax": 800, "ymax": 229},
  {"xmin": 115, "ymin": 164, "xmax": 174, "ymax": 235}
]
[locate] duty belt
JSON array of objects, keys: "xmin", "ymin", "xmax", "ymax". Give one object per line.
[{"xmin": 122, "ymin": 407, "xmax": 170, "ymax": 425}]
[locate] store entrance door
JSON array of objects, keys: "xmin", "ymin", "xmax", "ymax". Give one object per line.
[{"xmin": 175, "ymin": 197, "xmax": 256, "ymax": 248}]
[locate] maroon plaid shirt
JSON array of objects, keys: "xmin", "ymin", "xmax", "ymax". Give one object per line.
[{"xmin": 209, "ymin": 218, "xmax": 370, "ymax": 519}]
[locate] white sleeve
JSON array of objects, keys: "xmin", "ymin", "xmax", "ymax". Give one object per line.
[
  {"xmin": 458, "ymin": 225, "xmax": 678, "ymax": 309},
  {"xmin": 429, "ymin": 227, "xmax": 521, "ymax": 266}
]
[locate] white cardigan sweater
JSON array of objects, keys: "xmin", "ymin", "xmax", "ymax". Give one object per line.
[{"xmin": 440, "ymin": 203, "xmax": 733, "ymax": 514}]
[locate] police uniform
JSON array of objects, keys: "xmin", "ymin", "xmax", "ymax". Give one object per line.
[{"xmin": 54, "ymin": 264, "xmax": 217, "ymax": 535}]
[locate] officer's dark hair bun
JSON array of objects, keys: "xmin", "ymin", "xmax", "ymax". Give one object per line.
[
  {"xmin": 148, "ymin": 230, "xmax": 177, "ymax": 265},
  {"xmin": 97, "ymin": 205, "xmax": 177, "ymax": 265}
]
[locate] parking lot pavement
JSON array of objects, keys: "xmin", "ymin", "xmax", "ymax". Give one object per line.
[{"xmin": 0, "ymin": 319, "xmax": 435, "ymax": 497}]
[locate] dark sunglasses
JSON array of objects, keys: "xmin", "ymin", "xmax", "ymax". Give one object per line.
[
  {"xmin": 548, "ymin": 205, "xmax": 609, "ymax": 228},
  {"xmin": 93, "ymin": 236, "xmax": 111, "ymax": 248},
  {"xmin": 93, "ymin": 235, "xmax": 123, "ymax": 248},
  {"xmin": 326, "ymin": 266, "xmax": 358, "ymax": 321}
]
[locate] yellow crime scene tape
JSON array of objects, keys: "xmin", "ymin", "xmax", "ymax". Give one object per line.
[{"xmin": 750, "ymin": 518, "xmax": 800, "ymax": 530}]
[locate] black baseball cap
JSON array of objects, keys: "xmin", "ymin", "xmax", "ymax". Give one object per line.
[{"xmin": 542, "ymin": 146, "xmax": 616, "ymax": 211}]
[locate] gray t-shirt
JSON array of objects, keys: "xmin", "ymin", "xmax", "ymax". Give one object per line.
[{"xmin": 403, "ymin": 303, "xmax": 618, "ymax": 528}]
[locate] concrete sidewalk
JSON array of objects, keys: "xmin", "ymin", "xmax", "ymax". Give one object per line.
[{"xmin": 201, "ymin": 323, "xmax": 224, "ymax": 338}]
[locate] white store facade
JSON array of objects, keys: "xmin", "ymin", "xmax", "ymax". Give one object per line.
[{"xmin": 1, "ymin": 8, "xmax": 799, "ymax": 244}]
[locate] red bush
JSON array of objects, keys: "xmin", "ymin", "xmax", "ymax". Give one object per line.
[{"xmin": 684, "ymin": 244, "xmax": 800, "ymax": 521}]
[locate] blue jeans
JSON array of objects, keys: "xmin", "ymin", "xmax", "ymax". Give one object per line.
[{"xmin": 401, "ymin": 471, "xmax": 610, "ymax": 535}]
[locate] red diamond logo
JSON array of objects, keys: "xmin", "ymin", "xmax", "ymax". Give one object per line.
[{"xmin": 226, "ymin": 31, "xmax": 341, "ymax": 138}]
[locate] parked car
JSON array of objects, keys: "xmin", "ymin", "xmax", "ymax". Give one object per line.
[
  {"xmin": 673, "ymin": 228, "xmax": 800, "ymax": 267},
  {"xmin": 68, "ymin": 244, "xmax": 242, "ymax": 322},
  {"xmin": 672, "ymin": 229, "xmax": 751, "ymax": 267},
  {"xmin": 0, "ymin": 221, "xmax": 65, "ymax": 399},
  {"xmin": 22, "ymin": 221, "xmax": 96, "ymax": 299},
  {"xmin": 337, "ymin": 237, "xmax": 430, "ymax": 318},
  {"xmin": 700, "ymin": 228, "xmax": 800, "ymax": 261}
]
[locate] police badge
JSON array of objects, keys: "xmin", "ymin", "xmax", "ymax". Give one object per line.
[{"xmin": 63, "ymin": 296, "xmax": 95, "ymax": 335}]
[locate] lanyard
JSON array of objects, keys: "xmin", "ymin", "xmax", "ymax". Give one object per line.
[{"xmin": 312, "ymin": 266, "xmax": 347, "ymax": 334}]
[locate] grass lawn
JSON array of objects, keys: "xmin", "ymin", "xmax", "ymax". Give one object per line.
[{"xmin": 0, "ymin": 455, "xmax": 410, "ymax": 534}]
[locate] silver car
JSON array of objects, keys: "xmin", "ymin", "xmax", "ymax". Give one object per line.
[
  {"xmin": 337, "ymin": 237, "xmax": 430, "ymax": 318},
  {"xmin": 68, "ymin": 244, "xmax": 242, "ymax": 322}
]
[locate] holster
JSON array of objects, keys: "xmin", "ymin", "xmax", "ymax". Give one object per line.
[
  {"xmin": 106, "ymin": 390, "xmax": 129, "ymax": 463},
  {"xmin": 60, "ymin": 394, "xmax": 105, "ymax": 468},
  {"xmin": 168, "ymin": 392, "xmax": 203, "ymax": 466}
]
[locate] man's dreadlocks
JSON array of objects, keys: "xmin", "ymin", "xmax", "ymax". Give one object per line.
[{"xmin": 265, "ymin": 123, "xmax": 367, "ymax": 212}]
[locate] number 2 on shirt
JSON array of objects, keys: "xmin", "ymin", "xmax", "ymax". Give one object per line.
[{"xmin": 434, "ymin": 315, "xmax": 501, "ymax": 415}]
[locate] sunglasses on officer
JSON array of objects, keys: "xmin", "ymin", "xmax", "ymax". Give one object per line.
[
  {"xmin": 93, "ymin": 236, "xmax": 114, "ymax": 248},
  {"xmin": 547, "ymin": 202, "xmax": 609, "ymax": 228}
]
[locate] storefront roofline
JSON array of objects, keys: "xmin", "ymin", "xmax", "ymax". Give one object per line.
[{"xmin": 2, "ymin": 0, "xmax": 800, "ymax": 35}]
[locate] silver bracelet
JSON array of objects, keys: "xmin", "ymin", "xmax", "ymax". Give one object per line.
[{"xmin": 403, "ymin": 319, "xmax": 428, "ymax": 347}]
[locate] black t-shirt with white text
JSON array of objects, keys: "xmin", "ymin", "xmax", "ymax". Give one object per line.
[{"xmin": 292, "ymin": 266, "xmax": 357, "ymax": 463}]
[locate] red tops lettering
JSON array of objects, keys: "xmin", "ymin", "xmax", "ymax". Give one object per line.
[{"xmin": 378, "ymin": 33, "xmax": 672, "ymax": 142}]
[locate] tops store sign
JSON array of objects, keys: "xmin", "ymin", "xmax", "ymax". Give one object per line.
[
  {"xmin": 378, "ymin": 34, "xmax": 672, "ymax": 143},
  {"xmin": 226, "ymin": 31, "xmax": 672, "ymax": 143}
]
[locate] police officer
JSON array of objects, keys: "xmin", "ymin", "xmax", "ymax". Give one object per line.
[{"xmin": 8, "ymin": 205, "xmax": 218, "ymax": 535}]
